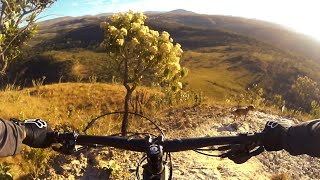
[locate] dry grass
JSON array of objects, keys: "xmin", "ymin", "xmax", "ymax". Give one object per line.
[
  {"xmin": 181, "ymin": 48, "xmax": 258, "ymax": 101},
  {"xmin": 0, "ymin": 82, "xmax": 167, "ymax": 178},
  {"xmin": 270, "ymin": 172, "xmax": 289, "ymax": 180},
  {"xmin": 0, "ymin": 82, "xmax": 166, "ymax": 129},
  {"xmin": 0, "ymin": 83, "xmax": 122, "ymax": 129}
]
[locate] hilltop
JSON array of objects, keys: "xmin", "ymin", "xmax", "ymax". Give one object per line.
[{"xmin": 165, "ymin": 9, "xmax": 197, "ymax": 15}]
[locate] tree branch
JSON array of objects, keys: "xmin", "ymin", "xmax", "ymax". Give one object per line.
[
  {"xmin": 1, "ymin": 3, "xmax": 48, "ymax": 57},
  {"xmin": 0, "ymin": 0, "xmax": 56, "ymax": 76},
  {"xmin": 0, "ymin": 50, "xmax": 6, "ymax": 74},
  {"xmin": 123, "ymin": 58, "xmax": 131, "ymax": 90},
  {"xmin": 0, "ymin": 0, "xmax": 6, "ymax": 31},
  {"xmin": 131, "ymin": 56, "xmax": 160, "ymax": 83}
]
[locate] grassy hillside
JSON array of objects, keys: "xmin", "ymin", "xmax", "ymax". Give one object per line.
[
  {"xmin": 0, "ymin": 82, "xmax": 172, "ymax": 178},
  {"xmin": 0, "ymin": 84, "xmax": 314, "ymax": 179},
  {"xmin": 8, "ymin": 11, "xmax": 320, "ymax": 107},
  {"xmin": 181, "ymin": 43, "xmax": 320, "ymax": 101},
  {"xmin": 0, "ymin": 83, "xmax": 124, "ymax": 129}
]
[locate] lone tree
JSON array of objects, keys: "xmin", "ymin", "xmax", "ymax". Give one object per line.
[
  {"xmin": 0, "ymin": 0, "xmax": 56, "ymax": 77},
  {"xmin": 100, "ymin": 11, "xmax": 187, "ymax": 136}
]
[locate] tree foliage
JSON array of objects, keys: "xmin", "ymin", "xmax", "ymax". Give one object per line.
[
  {"xmin": 0, "ymin": 0, "xmax": 56, "ymax": 76},
  {"xmin": 100, "ymin": 11, "xmax": 187, "ymax": 135},
  {"xmin": 100, "ymin": 10, "xmax": 186, "ymax": 90}
]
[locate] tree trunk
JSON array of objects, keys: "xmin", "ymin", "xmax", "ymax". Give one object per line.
[{"xmin": 121, "ymin": 88, "xmax": 133, "ymax": 136}]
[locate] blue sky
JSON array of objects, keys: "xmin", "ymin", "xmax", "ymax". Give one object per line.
[
  {"xmin": 41, "ymin": 0, "xmax": 138, "ymax": 18},
  {"xmin": 40, "ymin": 0, "xmax": 320, "ymax": 41}
]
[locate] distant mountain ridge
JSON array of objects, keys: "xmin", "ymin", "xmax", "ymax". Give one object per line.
[
  {"xmin": 35, "ymin": 9, "xmax": 320, "ymax": 61},
  {"xmin": 150, "ymin": 11, "xmax": 320, "ymax": 61}
]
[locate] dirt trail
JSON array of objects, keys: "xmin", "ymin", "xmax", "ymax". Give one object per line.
[
  {"xmin": 162, "ymin": 105, "xmax": 320, "ymax": 180},
  {"xmin": 42, "ymin": 104, "xmax": 320, "ymax": 179},
  {"xmin": 162, "ymin": 105, "xmax": 271, "ymax": 180}
]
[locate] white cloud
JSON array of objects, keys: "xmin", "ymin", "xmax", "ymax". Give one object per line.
[{"xmin": 86, "ymin": 0, "xmax": 109, "ymax": 6}]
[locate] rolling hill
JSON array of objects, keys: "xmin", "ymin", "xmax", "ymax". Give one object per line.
[
  {"xmin": 33, "ymin": 9, "xmax": 320, "ymax": 61},
  {"xmin": 149, "ymin": 10, "xmax": 320, "ymax": 61},
  {"xmin": 11, "ymin": 10, "xmax": 320, "ymax": 102}
]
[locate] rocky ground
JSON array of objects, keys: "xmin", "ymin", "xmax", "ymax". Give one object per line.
[{"xmin": 42, "ymin": 104, "xmax": 320, "ymax": 179}]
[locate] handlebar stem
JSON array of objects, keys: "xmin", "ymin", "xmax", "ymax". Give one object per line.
[{"xmin": 143, "ymin": 135, "xmax": 165, "ymax": 178}]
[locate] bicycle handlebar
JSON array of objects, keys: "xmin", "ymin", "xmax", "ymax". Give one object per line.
[
  {"xmin": 48, "ymin": 131, "xmax": 266, "ymax": 179},
  {"xmin": 50, "ymin": 131, "xmax": 264, "ymax": 153},
  {"xmin": 163, "ymin": 133, "xmax": 263, "ymax": 152}
]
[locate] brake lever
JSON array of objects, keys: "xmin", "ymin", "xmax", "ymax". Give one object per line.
[
  {"xmin": 50, "ymin": 131, "xmax": 79, "ymax": 155},
  {"xmin": 218, "ymin": 143, "xmax": 265, "ymax": 164},
  {"xmin": 52, "ymin": 145, "xmax": 89, "ymax": 155},
  {"xmin": 215, "ymin": 132, "xmax": 265, "ymax": 164}
]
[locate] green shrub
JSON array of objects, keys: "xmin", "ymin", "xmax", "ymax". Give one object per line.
[
  {"xmin": 228, "ymin": 84, "xmax": 266, "ymax": 107},
  {"xmin": 0, "ymin": 162, "xmax": 13, "ymax": 180},
  {"xmin": 288, "ymin": 76, "xmax": 320, "ymax": 112},
  {"xmin": 310, "ymin": 100, "xmax": 320, "ymax": 118},
  {"xmin": 21, "ymin": 148, "xmax": 53, "ymax": 178}
]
